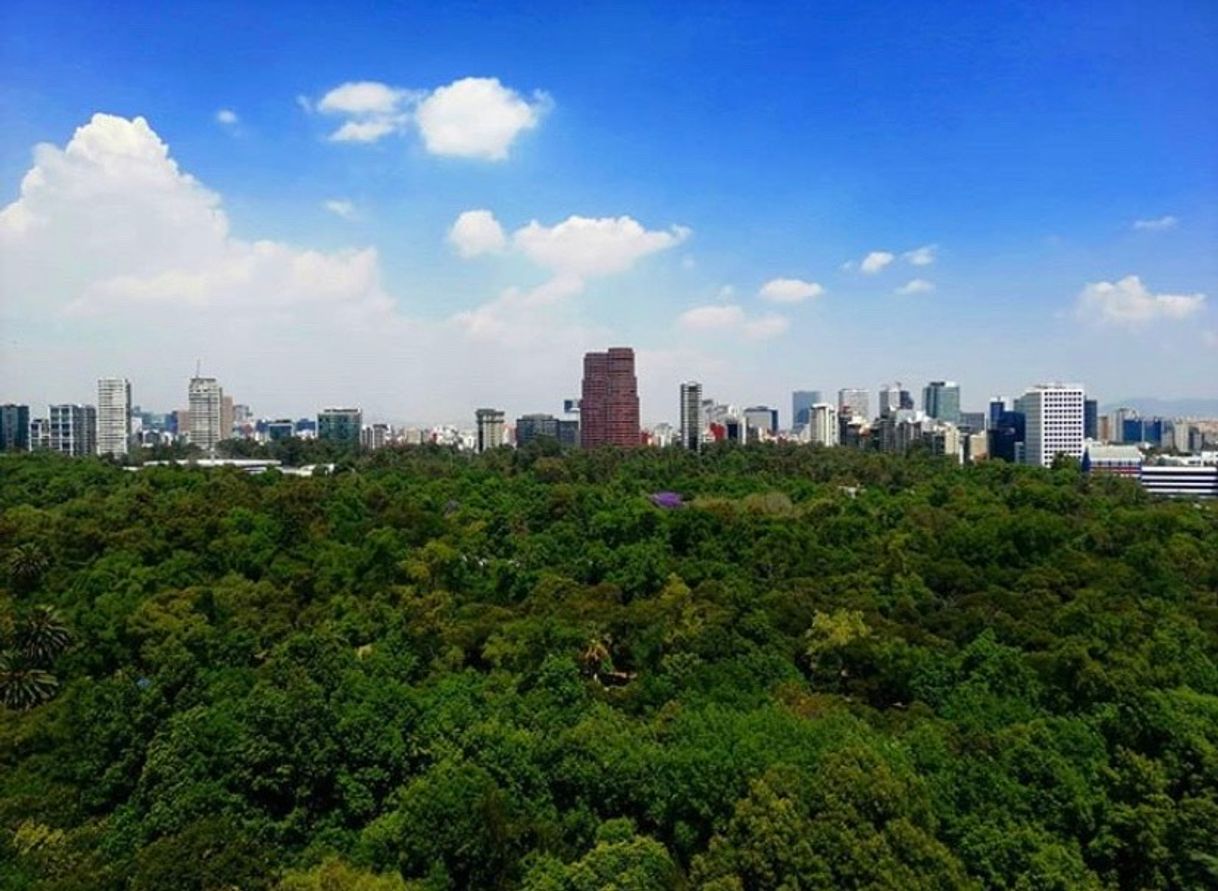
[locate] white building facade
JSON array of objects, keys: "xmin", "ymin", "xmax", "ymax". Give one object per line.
[
  {"xmin": 96, "ymin": 377, "xmax": 132, "ymax": 457},
  {"xmin": 1019, "ymin": 383, "xmax": 1085, "ymax": 468},
  {"xmin": 188, "ymin": 377, "xmax": 224, "ymax": 453},
  {"xmin": 807, "ymin": 402, "xmax": 840, "ymax": 446}
]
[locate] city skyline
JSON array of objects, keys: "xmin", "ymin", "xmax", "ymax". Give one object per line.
[
  {"xmin": 5, "ymin": 364, "xmax": 1218, "ymax": 433},
  {"xmin": 1, "ymin": 2, "xmax": 1215, "ymax": 422},
  {"xmin": 2, "ymin": 356, "xmax": 1215, "ymax": 482}
]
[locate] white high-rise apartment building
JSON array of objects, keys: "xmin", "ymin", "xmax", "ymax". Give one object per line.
[
  {"xmin": 188, "ymin": 377, "xmax": 224, "ymax": 453},
  {"xmin": 679, "ymin": 381, "xmax": 703, "ymax": 450},
  {"xmin": 807, "ymin": 402, "xmax": 839, "ymax": 446},
  {"xmin": 1019, "ymin": 383, "xmax": 1085, "ymax": 467},
  {"xmin": 837, "ymin": 388, "xmax": 870, "ymax": 420},
  {"xmin": 96, "ymin": 377, "xmax": 132, "ymax": 457}
]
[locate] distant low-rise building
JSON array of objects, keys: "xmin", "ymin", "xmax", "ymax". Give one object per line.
[
  {"xmin": 516, "ymin": 413, "xmax": 578, "ymax": 448},
  {"xmin": 29, "ymin": 417, "xmax": 51, "ymax": 451},
  {"xmin": 958, "ymin": 411, "xmax": 986, "ymax": 434},
  {"xmin": 1139, "ymin": 464, "xmax": 1218, "ymax": 498},
  {"xmin": 361, "ymin": 423, "xmax": 391, "ymax": 450},
  {"xmin": 266, "ymin": 419, "xmax": 295, "ymax": 442},
  {"xmin": 648, "ymin": 422, "xmax": 676, "ymax": 448},
  {"xmin": 743, "ymin": 405, "xmax": 779, "ymax": 437},
  {"xmin": 965, "ymin": 431, "xmax": 988, "ymax": 463},
  {"xmin": 925, "ymin": 423, "xmax": 963, "ymax": 462},
  {"xmin": 1083, "ymin": 442, "xmax": 1142, "ymax": 477}
]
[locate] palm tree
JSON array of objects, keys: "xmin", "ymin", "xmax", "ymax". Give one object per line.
[
  {"xmin": 6, "ymin": 543, "xmax": 49, "ymax": 593},
  {"xmin": 0, "ymin": 651, "xmax": 58, "ymax": 710},
  {"xmin": 17, "ymin": 605, "xmax": 72, "ymax": 664}
]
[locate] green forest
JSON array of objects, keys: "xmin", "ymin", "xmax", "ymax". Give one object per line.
[{"xmin": 2, "ymin": 445, "xmax": 1216, "ymax": 890}]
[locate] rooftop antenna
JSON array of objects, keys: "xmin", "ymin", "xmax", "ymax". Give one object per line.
[{"xmin": 195, "ymin": 359, "xmax": 201, "ymax": 378}]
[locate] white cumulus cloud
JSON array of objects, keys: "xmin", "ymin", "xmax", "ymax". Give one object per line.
[
  {"xmin": 0, "ymin": 114, "xmax": 392, "ymax": 319},
  {"xmin": 512, "ymin": 215, "xmax": 689, "ymax": 279},
  {"xmin": 215, "ymin": 109, "xmax": 239, "ymax": 126},
  {"xmin": 448, "ymin": 211, "xmax": 690, "ymax": 342},
  {"xmin": 758, "ymin": 277, "xmax": 824, "ymax": 303},
  {"xmin": 902, "ymin": 244, "xmax": 936, "ymax": 266},
  {"xmin": 416, "ymin": 78, "xmax": 550, "ymax": 161},
  {"xmin": 313, "ymin": 76, "xmax": 548, "ymax": 159},
  {"xmin": 895, "ymin": 278, "xmax": 935, "ymax": 295},
  {"xmin": 860, "ymin": 251, "xmax": 895, "ymax": 274},
  {"xmin": 1132, "ymin": 215, "xmax": 1178, "ymax": 231},
  {"xmin": 448, "ymin": 209, "xmax": 507, "ymax": 257},
  {"xmin": 1076, "ymin": 275, "xmax": 1206, "ymax": 326}
]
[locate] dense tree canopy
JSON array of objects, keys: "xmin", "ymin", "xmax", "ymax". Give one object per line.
[{"xmin": 1, "ymin": 444, "xmax": 1216, "ymax": 889}]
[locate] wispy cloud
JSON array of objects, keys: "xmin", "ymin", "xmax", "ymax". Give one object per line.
[
  {"xmin": 676, "ymin": 304, "xmax": 789, "ymax": 340},
  {"xmin": 902, "ymin": 244, "xmax": 936, "ymax": 266},
  {"xmin": 323, "ymin": 199, "xmax": 357, "ymax": 221},
  {"xmin": 895, "ymin": 278, "xmax": 935, "ymax": 295},
  {"xmin": 1132, "ymin": 215, "xmax": 1178, "ymax": 231},
  {"xmin": 215, "ymin": 108, "xmax": 239, "ymax": 126},
  {"xmin": 743, "ymin": 313, "xmax": 790, "ymax": 339},
  {"xmin": 678, "ymin": 304, "xmax": 745, "ymax": 329}
]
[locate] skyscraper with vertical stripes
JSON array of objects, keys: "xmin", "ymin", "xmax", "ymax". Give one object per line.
[{"xmin": 679, "ymin": 381, "xmax": 703, "ymax": 450}]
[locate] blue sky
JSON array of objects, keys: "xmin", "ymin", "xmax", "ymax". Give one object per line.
[{"xmin": 1, "ymin": 0, "xmax": 1215, "ymax": 424}]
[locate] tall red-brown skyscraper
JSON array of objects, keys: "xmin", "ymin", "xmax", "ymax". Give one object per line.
[{"xmin": 580, "ymin": 347, "xmax": 640, "ymax": 448}]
